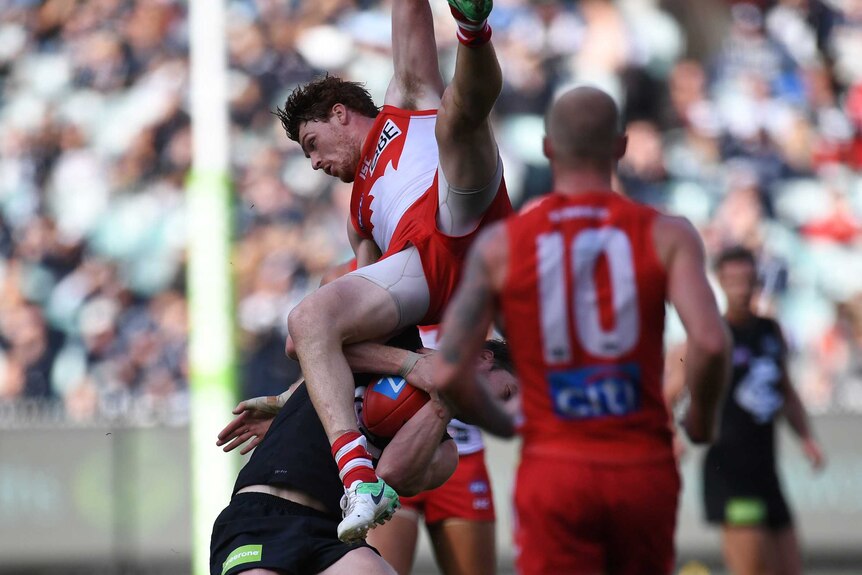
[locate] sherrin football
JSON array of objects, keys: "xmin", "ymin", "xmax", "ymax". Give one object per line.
[{"xmin": 362, "ymin": 375, "xmax": 430, "ymax": 438}]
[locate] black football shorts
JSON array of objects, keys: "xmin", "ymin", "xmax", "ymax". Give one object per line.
[{"xmin": 210, "ymin": 492, "xmax": 376, "ymax": 575}]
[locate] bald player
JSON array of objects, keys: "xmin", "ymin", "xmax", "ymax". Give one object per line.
[{"xmin": 432, "ymin": 86, "xmax": 731, "ymax": 575}]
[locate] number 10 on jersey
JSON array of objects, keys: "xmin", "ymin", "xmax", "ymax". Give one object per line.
[{"xmin": 537, "ymin": 226, "xmax": 643, "ymax": 418}]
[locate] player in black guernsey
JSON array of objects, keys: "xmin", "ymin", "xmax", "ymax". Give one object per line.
[
  {"xmin": 211, "ymin": 330, "xmax": 517, "ymax": 575},
  {"xmin": 210, "ymin": 328, "xmax": 457, "ymax": 575},
  {"xmin": 670, "ymin": 246, "xmax": 825, "ymax": 575}
]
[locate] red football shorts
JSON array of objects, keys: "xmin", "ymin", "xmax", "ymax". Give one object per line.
[
  {"xmin": 400, "ymin": 450, "xmax": 495, "ymax": 524},
  {"xmin": 514, "ymin": 454, "xmax": 680, "ymax": 575}
]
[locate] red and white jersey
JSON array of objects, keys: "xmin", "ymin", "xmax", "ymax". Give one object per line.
[
  {"xmin": 350, "ymin": 106, "xmax": 512, "ymax": 325},
  {"xmin": 350, "ymin": 106, "xmax": 438, "ymax": 253},
  {"xmin": 420, "ymin": 325, "xmax": 485, "ymax": 455},
  {"xmin": 500, "ymin": 191, "xmax": 674, "ymax": 463}
]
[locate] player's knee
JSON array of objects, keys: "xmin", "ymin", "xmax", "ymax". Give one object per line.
[{"xmin": 287, "ymin": 300, "xmax": 324, "ymax": 345}]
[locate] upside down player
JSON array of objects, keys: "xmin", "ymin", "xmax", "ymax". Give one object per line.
[
  {"xmin": 433, "ymin": 86, "xmax": 732, "ymax": 575},
  {"xmin": 367, "ymin": 329, "xmax": 518, "ymax": 575},
  {"xmin": 211, "ymin": 334, "xmax": 516, "ymax": 575},
  {"xmin": 276, "ymin": 0, "xmax": 512, "ymax": 542}
]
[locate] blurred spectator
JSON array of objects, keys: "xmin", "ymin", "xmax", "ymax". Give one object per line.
[{"xmin": 2, "ymin": 0, "xmax": 862, "ymax": 421}]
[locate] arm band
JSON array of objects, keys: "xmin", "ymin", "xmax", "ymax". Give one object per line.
[{"xmin": 398, "ymin": 351, "xmax": 423, "ymax": 379}]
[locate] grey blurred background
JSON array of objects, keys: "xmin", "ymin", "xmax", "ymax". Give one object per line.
[{"xmin": 1, "ymin": 0, "xmax": 861, "ymax": 572}]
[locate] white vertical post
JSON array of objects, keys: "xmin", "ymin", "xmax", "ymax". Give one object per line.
[{"xmin": 187, "ymin": 1, "xmax": 237, "ymax": 574}]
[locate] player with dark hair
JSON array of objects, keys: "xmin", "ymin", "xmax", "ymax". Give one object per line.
[
  {"xmin": 432, "ymin": 86, "xmax": 731, "ymax": 575},
  {"xmin": 276, "ymin": 0, "xmax": 512, "ymax": 542},
  {"xmin": 667, "ymin": 245, "xmax": 825, "ymax": 575},
  {"xmin": 210, "ymin": 330, "xmax": 516, "ymax": 575},
  {"xmin": 211, "ymin": 333, "xmax": 516, "ymax": 575}
]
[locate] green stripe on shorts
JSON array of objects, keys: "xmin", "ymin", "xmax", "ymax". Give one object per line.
[
  {"xmin": 726, "ymin": 498, "xmax": 766, "ymax": 526},
  {"xmin": 222, "ymin": 544, "xmax": 263, "ymax": 575}
]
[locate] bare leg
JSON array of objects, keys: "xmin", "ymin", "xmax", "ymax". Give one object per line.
[
  {"xmin": 316, "ymin": 547, "xmax": 399, "ymax": 575},
  {"xmin": 427, "ymin": 519, "xmax": 496, "ymax": 575},
  {"xmin": 770, "ymin": 526, "xmax": 802, "ymax": 575},
  {"xmin": 435, "ymin": 11, "xmax": 503, "ymax": 230},
  {"xmin": 366, "ymin": 510, "xmax": 421, "ymax": 575},
  {"xmin": 288, "ymin": 276, "xmax": 403, "ymax": 444},
  {"xmin": 722, "ymin": 526, "xmax": 772, "ymax": 575}
]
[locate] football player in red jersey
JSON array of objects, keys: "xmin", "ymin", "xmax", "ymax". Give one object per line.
[
  {"xmin": 276, "ymin": 0, "xmax": 512, "ymax": 543},
  {"xmin": 433, "ymin": 86, "xmax": 732, "ymax": 575},
  {"xmin": 367, "ymin": 332, "xmax": 518, "ymax": 575},
  {"xmin": 300, "ymin": 262, "xmax": 516, "ymax": 575}
]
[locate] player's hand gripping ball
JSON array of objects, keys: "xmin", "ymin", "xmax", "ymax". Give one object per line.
[{"xmin": 362, "ymin": 375, "xmax": 430, "ymax": 438}]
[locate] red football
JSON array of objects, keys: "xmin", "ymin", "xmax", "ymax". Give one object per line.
[{"xmin": 362, "ymin": 375, "xmax": 430, "ymax": 439}]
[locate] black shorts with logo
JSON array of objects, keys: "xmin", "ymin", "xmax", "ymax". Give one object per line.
[
  {"xmin": 210, "ymin": 493, "xmax": 376, "ymax": 575},
  {"xmin": 703, "ymin": 449, "xmax": 792, "ymax": 530}
]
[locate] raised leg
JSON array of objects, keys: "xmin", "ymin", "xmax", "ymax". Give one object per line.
[{"xmin": 435, "ymin": 0, "xmax": 503, "ymax": 236}]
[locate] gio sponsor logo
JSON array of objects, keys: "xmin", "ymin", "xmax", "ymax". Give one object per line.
[
  {"xmin": 359, "ymin": 119, "xmax": 402, "ymax": 180},
  {"xmin": 222, "ymin": 544, "xmax": 263, "ymax": 575}
]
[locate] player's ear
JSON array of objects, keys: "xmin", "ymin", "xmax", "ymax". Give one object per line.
[
  {"xmin": 542, "ymin": 136, "xmax": 553, "ymax": 161},
  {"xmin": 478, "ymin": 348, "xmax": 494, "ymax": 369},
  {"xmin": 332, "ymin": 103, "xmax": 348, "ymax": 125},
  {"xmin": 615, "ymin": 134, "xmax": 628, "ymax": 160}
]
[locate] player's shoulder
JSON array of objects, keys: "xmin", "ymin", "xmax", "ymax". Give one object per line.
[
  {"xmin": 653, "ymin": 212, "xmax": 702, "ymax": 248},
  {"xmin": 650, "ymin": 213, "xmax": 704, "ymax": 270}
]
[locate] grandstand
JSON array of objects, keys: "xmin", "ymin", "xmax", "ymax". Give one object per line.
[{"xmin": 0, "ymin": 0, "xmax": 861, "ymax": 573}]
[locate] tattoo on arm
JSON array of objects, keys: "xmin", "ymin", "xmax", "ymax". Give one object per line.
[{"xmin": 440, "ymin": 245, "xmax": 494, "ymax": 367}]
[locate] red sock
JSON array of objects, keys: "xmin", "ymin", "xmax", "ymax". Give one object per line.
[
  {"xmin": 332, "ymin": 431, "xmax": 377, "ymax": 489},
  {"xmin": 449, "ymin": 5, "xmax": 492, "ymax": 47}
]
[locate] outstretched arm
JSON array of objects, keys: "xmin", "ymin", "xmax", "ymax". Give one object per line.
[
  {"xmin": 216, "ymin": 378, "xmax": 304, "ymax": 454},
  {"xmin": 384, "ymin": 0, "xmax": 445, "ymax": 109},
  {"xmin": 776, "ymin": 332, "xmax": 826, "ymax": 470},
  {"xmin": 434, "ymin": 224, "xmax": 515, "ymax": 437}
]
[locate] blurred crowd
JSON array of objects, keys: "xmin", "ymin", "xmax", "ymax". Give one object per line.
[{"xmin": 0, "ymin": 0, "xmax": 861, "ymax": 422}]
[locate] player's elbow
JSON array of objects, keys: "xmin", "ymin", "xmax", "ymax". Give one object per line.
[
  {"xmin": 376, "ymin": 460, "xmax": 425, "ymax": 497},
  {"xmin": 379, "ymin": 440, "xmax": 458, "ymax": 496},
  {"xmin": 690, "ymin": 323, "xmax": 731, "ymax": 361}
]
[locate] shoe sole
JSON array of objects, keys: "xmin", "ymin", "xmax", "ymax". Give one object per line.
[{"xmin": 337, "ymin": 502, "xmax": 401, "ymax": 543}]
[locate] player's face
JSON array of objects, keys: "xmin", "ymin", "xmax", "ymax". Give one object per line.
[
  {"xmin": 485, "ymin": 368, "xmax": 518, "ymax": 402},
  {"xmin": 298, "ymin": 120, "xmax": 358, "ymax": 183},
  {"xmin": 717, "ymin": 260, "xmax": 756, "ymax": 312}
]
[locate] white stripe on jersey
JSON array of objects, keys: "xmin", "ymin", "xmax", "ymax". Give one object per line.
[{"xmin": 366, "ymin": 114, "xmax": 438, "ymax": 253}]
